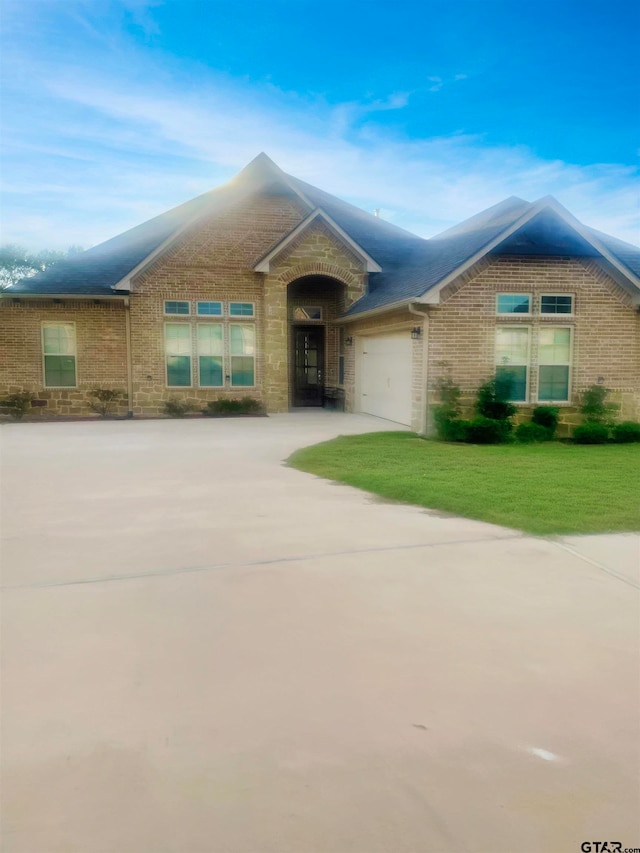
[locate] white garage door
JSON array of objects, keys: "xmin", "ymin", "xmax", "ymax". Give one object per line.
[{"xmin": 359, "ymin": 333, "xmax": 413, "ymax": 426}]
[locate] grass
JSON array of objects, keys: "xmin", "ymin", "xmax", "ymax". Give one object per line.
[{"xmin": 288, "ymin": 432, "xmax": 640, "ymax": 535}]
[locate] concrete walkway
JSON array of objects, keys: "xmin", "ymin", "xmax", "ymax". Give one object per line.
[{"xmin": 1, "ymin": 413, "xmax": 639, "ymax": 852}]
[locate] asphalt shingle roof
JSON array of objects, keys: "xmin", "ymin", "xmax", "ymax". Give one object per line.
[{"xmin": 8, "ymin": 153, "xmax": 640, "ymax": 313}]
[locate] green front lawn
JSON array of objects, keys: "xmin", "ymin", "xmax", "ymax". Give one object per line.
[{"xmin": 288, "ymin": 432, "xmax": 640, "ymax": 535}]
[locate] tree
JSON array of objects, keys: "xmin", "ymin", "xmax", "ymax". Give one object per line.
[{"xmin": 0, "ymin": 244, "xmax": 83, "ymax": 290}]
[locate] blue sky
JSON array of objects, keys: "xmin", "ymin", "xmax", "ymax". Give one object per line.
[{"xmin": 1, "ymin": 0, "xmax": 638, "ymax": 250}]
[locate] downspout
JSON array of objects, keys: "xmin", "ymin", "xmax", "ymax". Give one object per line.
[
  {"xmin": 124, "ymin": 297, "xmax": 134, "ymax": 417},
  {"xmin": 408, "ymin": 303, "xmax": 431, "ymax": 435}
]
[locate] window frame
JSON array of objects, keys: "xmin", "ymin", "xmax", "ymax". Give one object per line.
[
  {"xmin": 163, "ymin": 300, "xmax": 191, "ymax": 316},
  {"xmin": 164, "ymin": 322, "xmax": 193, "ymax": 388},
  {"xmin": 41, "ymin": 321, "xmax": 78, "ymax": 388},
  {"xmin": 196, "ymin": 301, "xmax": 223, "ymax": 317},
  {"xmin": 539, "ymin": 293, "xmax": 574, "ymax": 317},
  {"xmin": 292, "ymin": 305, "xmax": 324, "ymax": 321},
  {"xmin": 496, "ymin": 293, "xmax": 532, "ymax": 316},
  {"xmin": 536, "ymin": 325, "xmax": 573, "ymax": 404},
  {"xmin": 228, "ymin": 301, "xmax": 255, "ymax": 318},
  {"xmin": 494, "ymin": 324, "xmax": 532, "ymax": 403},
  {"xmin": 229, "ymin": 322, "xmax": 256, "ymax": 388},
  {"xmin": 196, "ymin": 322, "xmax": 224, "ymax": 388}
]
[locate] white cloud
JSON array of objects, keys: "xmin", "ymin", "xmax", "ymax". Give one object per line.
[{"xmin": 2, "ymin": 28, "xmax": 638, "ymax": 249}]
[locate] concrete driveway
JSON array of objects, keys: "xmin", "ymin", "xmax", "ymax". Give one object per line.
[{"xmin": 1, "ymin": 413, "xmax": 639, "ymax": 853}]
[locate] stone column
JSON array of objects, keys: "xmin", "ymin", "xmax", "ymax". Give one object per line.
[{"xmin": 263, "ymin": 274, "xmax": 289, "ymax": 412}]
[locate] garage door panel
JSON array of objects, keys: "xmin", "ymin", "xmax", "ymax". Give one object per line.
[{"xmin": 360, "ymin": 333, "xmax": 412, "ymax": 426}]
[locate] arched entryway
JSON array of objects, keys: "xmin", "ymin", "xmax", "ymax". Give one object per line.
[{"xmin": 287, "ymin": 275, "xmax": 346, "ymax": 408}]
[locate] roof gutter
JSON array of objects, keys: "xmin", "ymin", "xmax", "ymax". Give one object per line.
[
  {"xmin": 335, "ymin": 299, "xmax": 419, "ymax": 324},
  {"xmin": 0, "ymin": 292, "xmax": 130, "ymax": 301}
]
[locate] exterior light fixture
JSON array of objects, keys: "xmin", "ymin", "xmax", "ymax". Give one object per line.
[
  {"xmin": 345, "ymin": 335, "xmax": 354, "ymax": 346},
  {"xmin": 411, "ymin": 326, "xmax": 422, "ymax": 340}
]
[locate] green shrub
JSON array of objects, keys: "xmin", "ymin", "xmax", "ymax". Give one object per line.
[
  {"xmin": 476, "ymin": 376, "xmax": 517, "ymax": 421},
  {"xmin": 611, "ymin": 421, "xmax": 640, "ymax": 443},
  {"xmin": 515, "ymin": 422, "xmax": 553, "ymax": 443},
  {"xmin": 465, "ymin": 416, "xmax": 513, "ymax": 444},
  {"xmin": 89, "ymin": 388, "xmax": 123, "ymax": 417},
  {"xmin": 433, "ymin": 376, "xmax": 462, "ymax": 440},
  {"xmin": 164, "ymin": 398, "xmax": 193, "ymax": 418},
  {"xmin": 204, "ymin": 397, "xmax": 265, "ymax": 416},
  {"xmin": 580, "ymin": 384, "xmax": 618, "ymax": 425},
  {"xmin": 532, "ymin": 405, "xmax": 559, "ymax": 434},
  {"xmin": 442, "ymin": 418, "xmax": 470, "ymax": 442},
  {"xmin": 1, "ymin": 392, "xmax": 35, "ymax": 420},
  {"xmin": 573, "ymin": 423, "xmax": 609, "ymax": 444}
]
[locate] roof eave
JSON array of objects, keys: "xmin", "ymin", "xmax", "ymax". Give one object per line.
[
  {"xmin": 335, "ymin": 298, "xmax": 416, "ymax": 323},
  {"xmin": 1, "ymin": 291, "xmax": 129, "ymax": 300},
  {"xmin": 418, "ymin": 197, "xmax": 640, "ymax": 305}
]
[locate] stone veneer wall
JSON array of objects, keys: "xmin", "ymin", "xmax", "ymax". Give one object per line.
[
  {"xmin": 427, "ymin": 255, "xmax": 640, "ymax": 434},
  {"xmin": 261, "ymin": 219, "xmax": 367, "ymax": 411},
  {"xmin": 0, "ymin": 299, "xmax": 128, "ymax": 416}
]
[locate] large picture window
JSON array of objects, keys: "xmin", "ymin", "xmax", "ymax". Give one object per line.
[
  {"xmin": 495, "ymin": 327, "xmax": 530, "ymax": 401},
  {"xmin": 230, "ymin": 324, "xmax": 255, "ymax": 386},
  {"xmin": 165, "ymin": 324, "xmax": 192, "ymax": 386},
  {"xmin": 42, "ymin": 323, "xmax": 76, "ymax": 387},
  {"xmin": 538, "ymin": 327, "xmax": 571, "ymax": 401},
  {"xmin": 197, "ymin": 324, "xmax": 223, "ymax": 387}
]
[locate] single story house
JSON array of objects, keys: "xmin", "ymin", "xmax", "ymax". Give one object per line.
[{"xmin": 2, "ymin": 153, "xmax": 639, "ymax": 432}]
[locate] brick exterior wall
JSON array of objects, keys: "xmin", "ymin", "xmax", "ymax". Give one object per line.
[
  {"xmin": 426, "ymin": 255, "xmax": 640, "ymax": 434},
  {"xmin": 0, "ymin": 300, "xmax": 128, "ymax": 416},
  {"xmin": 127, "ymin": 190, "xmax": 310, "ymax": 415},
  {"xmin": 2, "ymin": 192, "xmax": 638, "ymax": 433},
  {"xmin": 342, "ymin": 308, "xmax": 427, "ymax": 432}
]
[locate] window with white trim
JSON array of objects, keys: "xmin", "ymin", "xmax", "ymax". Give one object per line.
[
  {"xmin": 165, "ymin": 324, "xmax": 192, "ymax": 386},
  {"xmin": 229, "ymin": 302, "xmax": 254, "ymax": 317},
  {"xmin": 197, "ymin": 324, "xmax": 224, "ymax": 387},
  {"xmin": 496, "ymin": 294, "xmax": 531, "ymax": 315},
  {"xmin": 42, "ymin": 323, "xmax": 77, "ymax": 387},
  {"xmin": 540, "ymin": 294, "xmax": 573, "ymax": 315},
  {"xmin": 197, "ymin": 301, "xmax": 222, "ymax": 316},
  {"xmin": 538, "ymin": 327, "xmax": 572, "ymax": 402},
  {"xmin": 164, "ymin": 300, "xmax": 190, "ymax": 315},
  {"xmin": 230, "ymin": 324, "xmax": 255, "ymax": 386},
  {"xmin": 495, "ymin": 326, "xmax": 530, "ymax": 401}
]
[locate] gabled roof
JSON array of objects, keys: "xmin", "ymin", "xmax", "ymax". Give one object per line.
[
  {"xmin": 343, "ymin": 195, "xmax": 640, "ymax": 315},
  {"xmin": 6, "ymin": 154, "xmax": 640, "ymax": 311},
  {"xmin": 253, "ymin": 207, "xmax": 382, "ymax": 273},
  {"xmin": 7, "ymin": 154, "xmax": 313, "ymax": 296}
]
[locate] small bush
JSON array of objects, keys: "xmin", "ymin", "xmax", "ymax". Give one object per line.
[
  {"xmin": 532, "ymin": 405, "xmax": 559, "ymax": 434},
  {"xmin": 89, "ymin": 388, "xmax": 123, "ymax": 417},
  {"xmin": 475, "ymin": 376, "xmax": 517, "ymax": 421},
  {"xmin": 515, "ymin": 422, "xmax": 553, "ymax": 443},
  {"xmin": 465, "ymin": 416, "xmax": 513, "ymax": 444},
  {"xmin": 580, "ymin": 384, "xmax": 618, "ymax": 425},
  {"xmin": 611, "ymin": 421, "xmax": 640, "ymax": 443},
  {"xmin": 204, "ymin": 397, "xmax": 265, "ymax": 416},
  {"xmin": 443, "ymin": 418, "xmax": 470, "ymax": 442},
  {"xmin": 1, "ymin": 392, "xmax": 35, "ymax": 420},
  {"xmin": 433, "ymin": 376, "xmax": 462, "ymax": 440},
  {"xmin": 164, "ymin": 398, "xmax": 193, "ymax": 418},
  {"xmin": 573, "ymin": 423, "xmax": 609, "ymax": 444}
]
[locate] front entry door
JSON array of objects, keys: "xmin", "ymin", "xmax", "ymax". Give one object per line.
[{"xmin": 293, "ymin": 326, "xmax": 325, "ymax": 406}]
